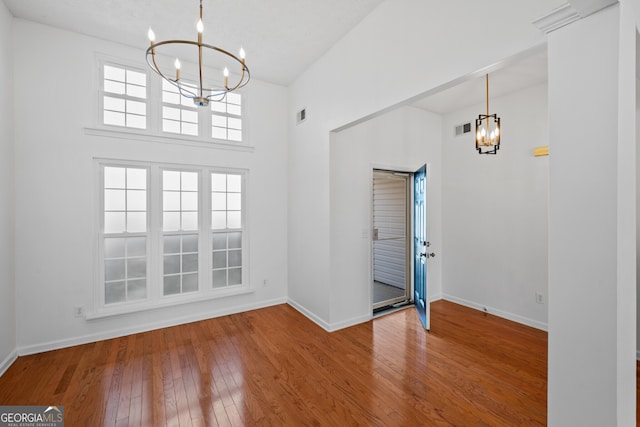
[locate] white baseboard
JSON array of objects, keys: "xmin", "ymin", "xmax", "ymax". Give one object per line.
[
  {"xmin": 0, "ymin": 348, "xmax": 18, "ymax": 377},
  {"xmin": 442, "ymin": 294, "xmax": 548, "ymax": 332},
  {"xmin": 327, "ymin": 313, "xmax": 372, "ymax": 332},
  {"xmin": 17, "ymin": 296, "xmax": 287, "ymax": 356},
  {"xmin": 287, "ymin": 298, "xmax": 331, "ymax": 331},
  {"xmin": 636, "ymin": 350, "xmax": 640, "ymax": 361}
]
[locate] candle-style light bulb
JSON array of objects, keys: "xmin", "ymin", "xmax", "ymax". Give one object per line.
[
  {"xmin": 197, "ymin": 19, "xmax": 204, "ymax": 33},
  {"xmin": 174, "ymin": 58, "xmax": 181, "ymax": 80},
  {"xmin": 148, "ymin": 28, "xmax": 155, "ymax": 44},
  {"xmin": 494, "ymin": 126, "xmax": 499, "ymax": 136},
  {"xmin": 223, "ymin": 67, "xmax": 229, "ymax": 88},
  {"xmin": 239, "ymin": 47, "xmax": 246, "ymax": 65}
]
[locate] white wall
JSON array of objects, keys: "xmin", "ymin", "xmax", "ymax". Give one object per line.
[
  {"xmin": 547, "ymin": 4, "xmax": 635, "ymax": 424},
  {"xmin": 329, "ymin": 106, "xmax": 442, "ymax": 329},
  {"xmin": 442, "ymin": 83, "xmax": 549, "ymax": 330},
  {"xmin": 288, "ymin": 0, "xmax": 559, "ymax": 328},
  {"xmin": 12, "ymin": 19, "xmax": 289, "ymax": 353},
  {"xmin": 0, "ymin": 0, "xmax": 16, "ymax": 374}
]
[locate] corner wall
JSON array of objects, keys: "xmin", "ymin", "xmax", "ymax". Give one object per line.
[
  {"xmin": 0, "ymin": 1, "xmax": 16, "ymax": 374},
  {"xmin": 442, "ymin": 83, "xmax": 549, "ymax": 330}
]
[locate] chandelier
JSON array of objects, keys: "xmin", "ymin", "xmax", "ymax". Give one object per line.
[
  {"xmin": 475, "ymin": 74, "xmax": 500, "ymax": 154},
  {"xmin": 146, "ymin": 0, "xmax": 250, "ymax": 107}
]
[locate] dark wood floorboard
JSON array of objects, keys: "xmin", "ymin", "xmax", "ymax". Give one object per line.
[{"xmin": 0, "ymin": 300, "xmax": 550, "ymax": 426}]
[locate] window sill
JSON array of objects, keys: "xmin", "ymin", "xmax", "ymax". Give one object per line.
[
  {"xmin": 85, "ymin": 285, "xmax": 254, "ymax": 320},
  {"xmin": 84, "ymin": 126, "xmax": 254, "ymax": 153}
]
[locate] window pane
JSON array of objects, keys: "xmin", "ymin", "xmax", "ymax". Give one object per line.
[
  {"xmin": 163, "ymin": 106, "xmax": 181, "ymax": 121},
  {"xmin": 163, "ymin": 212, "xmax": 181, "ymax": 231},
  {"xmin": 105, "ymin": 259, "xmax": 126, "ymax": 281},
  {"xmin": 227, "ymin": 193, "xmax": 241, "ymax": 211},
  {"xmin": 127, "ymin": 212, "xmax": 147, "ymax": 232},
  {"xmin": 182, "ymin": 254, "xmax": 198, "ymax": 273},
  {"xmin": 212, "ymin": 192, "xmax": 226, "ymax": 210},
  {"xmin": 105, "ymin": 281, "xmax": 126, "ymax": 304},
  {"xmin": 226, "ymin": 92, "xmax": 241, "ymax": 105},
  {"xmin": 163, "ymin": 119, "xmax": 181, "ymax": 134},
  {"xmin": 182, "ymin": 273, "xmax": 198, "ymax": 293},
  {"xmin": 163, "ymin": 191, "xmax": 180, "ymax": 211},
  {"xmin": 182, "ymin": 122, "xmax": 198, "ymax": 136},
  {"xmin": 213, "ymin": 251, "xmax": 227, "ymax": 269},
  {"xmin": 227, "ymin": 175, "xmax": 241, "ymax": 192},
  {"xmin": 228, "ymin": 212, "xmax": 241, "ymax": 229},
  {"xmin": 127, "ymin": 258, "xmax": 146, "ymax": 279},
  {"xmin": 182, "ymin": 212, "xmax": 198, "ymax": 231},
  {"xmin": 127, "ymin": 189, "xmax": 147, "ymax": 211},
  {"xmin": 227, "ymin": 104, "xmax": 242, "ymax": 116},
  {"xmin": 212, "ymin": 127, "xmax": 227, "ymax": 140},
  {"xmin": 211, "ymin": 102, "xmax": 226, "ymax": 113},
  {"xmin": 127, "ymin": 168, "xmax": 147, "ymax": 189},
  {"xmin": 211, "ymin": 174, "xmax": 226, "ymax": 191},
  {"xmin": 127, "ymin": 237, "xmax": 146, "ymax": 257},
  {"xmin": 104, "ymin": 167, "xmax": 125, "ymax": 188},
  {"xmin": 104, "ymin": 65, "xmax": 125, "ymax": 82},
  {"xmin": 228, "ymin": 129, "xmax": 242, "ymax": 142},
  {"xmin": 228, "ymin": 232, "xmax": 242, "ymax": 249},
  {"xmin": 178, "ymin": 192, "xmax": 197, "ymax": 211},
  {"xmin": 105, "ymin": 189, "xmax": 125, "ymax": 211},
  {"xmin": 163, "ymin": 171, "xmax": 181, "ymax": 191},
  {"xmin": 163, "ymin": 91, "xmax": 181, "ymax": 105},
  {"xmin": 127, "ymin": 84, "xmax": 146, "ymax": 99},
  {"xmin": 228, "ymin": 268, "xmax": 242, "ymax": 286},
  {"xmin": 181, "ymin": 172, "xmax": 198, "ymax": 191},
  {"xmin": 228, "ymin": 117, "xmax": 242, "ymax": 130},
  {"xmin": 127, "ymin": 114, "xmax": 146, "ymax": 129},
  {"xmin": 212, "ymin": 233, "xmax": 226, "ymax": 250},
  {"xmin": 163, "ymin": 275, "xmax": 180, "ymax": 295},
  {"xmin": 182, "ymin": 109, "xmax": 198, "ymax": 124},
  {"xmin": 164, "ymin": 235, "xmax": 181, "ymax": 254},
  {"xmin": 104, "ymin": 79, "xmax": 125, "ymax": 95},
  {"xmin": 126, "ymin": 69, "xmax": 146, "ymax": 87},
  {"xmin": 212, "ymin": 270, "xmax": 227, "ymax": 288},
  {"xmin": 212, "ymin": 115, "xmax": 227, "ymax": 127},
  {"xmin": 228, "ymin": 249, "xmax": 242, "ymax": 268},
  {"xmin": 212, "ymin": 212, "xmax": 226, "ymax": 230},
  {"xmin": 104, "ymin": 110, "xmax": 125, "ymax": 127},
  {"xmin": 183, "ymin": 234, "xmax": 198, "ymax": 252},
  {"xmin": 104, "ymin": 96, "xmax": 125, "ymax": 112},
  {"xmin": 127, "ymin": 279, "xmax": 146, "ymax": 300},
  {"xmin": 164, "ymin": 255, "xmax": 180, "ymax": 275},
  {"xmin": 127, "ymin": 99, "xmax": 146, "ymax": 116},
  {"xmin": 104, "ymin": 237, "xmax": 126, "ymax": 258},
  {"xmin": 104, "ymin": 212, "xmax": 126, "ymax": 234}
]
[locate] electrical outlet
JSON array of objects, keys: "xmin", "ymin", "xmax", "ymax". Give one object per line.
[
  {"xmin": 74, "ymin": 305, "xmax": 85, "ymax": 318},
  {"xmin": 535, "ymin": 293, "xmax": 544, "ymax": 304}
]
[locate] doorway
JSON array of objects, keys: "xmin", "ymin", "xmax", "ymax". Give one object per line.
[{"xmin": 372, "ymin": 169, "xmax": 411, "ymax": 310}]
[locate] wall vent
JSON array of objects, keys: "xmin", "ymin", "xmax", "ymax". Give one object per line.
[
  {"xmin": 296, "ymin": 108, "xmax": 307, "ymax": 124},
  {"xmin": 454, "ymin": 122, "xmax": 472, "ymax": 137}
]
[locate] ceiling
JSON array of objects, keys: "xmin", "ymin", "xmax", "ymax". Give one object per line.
[
  {"xmin": 3, "ymin": 0, "xmax": 548, "ymax": 113},
  {"xmin": 412, "ymin": 48, "xmax": 548, "ymax": 115},
  {"xmin": 2, "ymin": 0, "xmax": 385, "ymax": 87}
]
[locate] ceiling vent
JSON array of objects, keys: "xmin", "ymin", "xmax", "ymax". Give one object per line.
[
  {"xmin": 296, "ymin": 108, "xmax": 307, "ymax": 125},
  {"xmin": 455, "ymin": 122, "xmax": 472, "ymax": 137}
]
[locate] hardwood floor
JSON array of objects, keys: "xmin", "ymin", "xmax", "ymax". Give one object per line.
[{"xmin": 0, "ymin": 300, "xmax": 548, "ymax": 426}]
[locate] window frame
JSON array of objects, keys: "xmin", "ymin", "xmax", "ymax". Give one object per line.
[
  {"xmin": 99, "ymin": 59, "xmax": 149, "ymax": 131},
  {"xmin": 92, "ymin": 159, "xmax": 251, "ymax": 319},
  {"xmin": 93, "ymin": 55, "xmax": 250, "ymax": 150}
]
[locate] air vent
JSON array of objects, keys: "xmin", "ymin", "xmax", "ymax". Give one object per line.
[
  {"xmin": 455, "ymin": 122, "xmax": 472, "ymax": 137},
  {"xmin": 296, "ymin": 108, "xmax": 307, "ymax": 125}
]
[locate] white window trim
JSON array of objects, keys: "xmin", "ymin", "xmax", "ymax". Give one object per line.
[
  {"xmin": 89, "ymin": 54, "xmax": 251, "ymax": 151},
  {"xmin": 91, "ymin": 158, "xmax": 251, "ymax": 319}
]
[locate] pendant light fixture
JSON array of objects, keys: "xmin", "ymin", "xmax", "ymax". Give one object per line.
[
  {"xmin": 146, "ymin": 0, "xmax": 250, "ymax": 107},
  {"xmin": 475, "ymin": 74, "xmax": 500, "ymax": 154}
]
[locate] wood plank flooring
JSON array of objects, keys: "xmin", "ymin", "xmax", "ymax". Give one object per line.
[{"xmin": 0, "ymin": 300, "xmax": 549, "ymax": 426}]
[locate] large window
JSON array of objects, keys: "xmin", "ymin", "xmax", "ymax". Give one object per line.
[
  {"xmin": 98, "ymin": 59, "xmax": 246, "ymax": 145},
  {"xmin": 97, "ymin": 161, "xmax": 248, "ymax": 316}
]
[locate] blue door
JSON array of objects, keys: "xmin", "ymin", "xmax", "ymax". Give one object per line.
[{"xmin": 414, "ymin": 165, "xmax": 429, "ymax": 329}]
